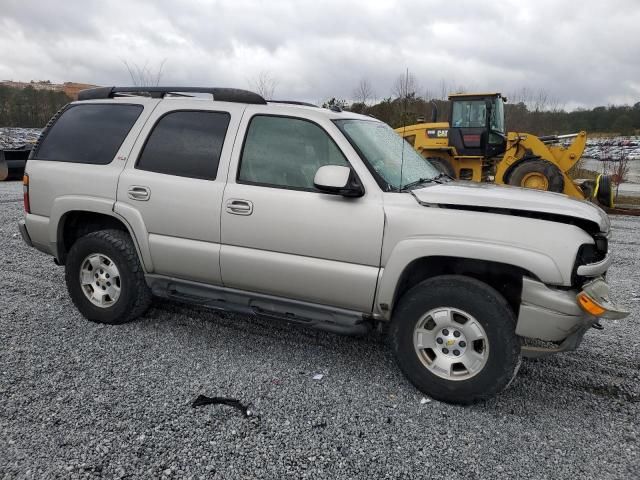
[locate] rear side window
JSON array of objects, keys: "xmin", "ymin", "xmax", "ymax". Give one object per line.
[
  {"xmin": 35, "ymin": 104, "xmax": 143, "ymax": 164},
  {"xmin": 137, "ymin": 111, "xmax": 230, "ymax": 180}
]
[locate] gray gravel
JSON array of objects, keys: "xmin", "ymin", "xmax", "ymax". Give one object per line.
[{"xmin": 1, "ymin": 181, "xmax": 638, "ymax": 479}]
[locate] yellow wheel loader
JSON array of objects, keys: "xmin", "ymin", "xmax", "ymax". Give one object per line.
[{"xmin": 396, "ymin": 93, "xmax": 614, "ymax": 207}]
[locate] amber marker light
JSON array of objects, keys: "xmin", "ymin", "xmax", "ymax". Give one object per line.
[
  {"xmin": 577, "ymin": 292, "xmax": 606, "ymax": 316},
  {"xmin": 23, "ymin": 174, "xmax": 30, "ymax": 213}
]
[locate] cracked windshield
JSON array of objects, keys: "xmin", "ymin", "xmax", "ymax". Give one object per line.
[{"xmin": 335, "ymin": 119, "xmax": 440, "ymax": 190}]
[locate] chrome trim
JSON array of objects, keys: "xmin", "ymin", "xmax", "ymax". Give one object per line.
[{"xmin": 576, "ymin": 252, "xmax": 613, "ymax": 276}]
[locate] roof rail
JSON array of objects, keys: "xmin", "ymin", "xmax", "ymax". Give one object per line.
[
  {"xmin": 268, "ymin": 100, "xmax": 318, "ymax": 108},
  {"xmin": 77, "ymin": 86, "xmax": 267, "ymax": 105}
]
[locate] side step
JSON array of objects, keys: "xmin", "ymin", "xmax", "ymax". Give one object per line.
[{"xmin": 146, "ymin": 274, "xmax": 372, "ymax": 336}]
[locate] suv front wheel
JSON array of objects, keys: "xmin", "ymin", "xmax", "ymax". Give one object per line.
[
  {"xmin": 390, "ymin": 275, "xmax": 521, "ymax": 404},
  {"xmin": 65, "ymin": 229, "xmax": 152, "ymax": 324}
]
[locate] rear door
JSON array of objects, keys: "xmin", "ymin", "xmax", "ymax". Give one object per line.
[
  {"xmin": 220, "ymin": 108, "xmax": 384, "ymax": 312},
  {"xmin": 116, "ymin": 100, "xmax": 244, "ymax": 284}
]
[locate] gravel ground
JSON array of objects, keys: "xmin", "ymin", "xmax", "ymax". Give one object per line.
[{"xmin": 1, "ymin": 181, "xmax": 638, "ymax": 479}]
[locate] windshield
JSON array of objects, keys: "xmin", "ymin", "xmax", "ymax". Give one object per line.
[
  {"xmin": 452, "ymin": 100, "xmax": 486, "ymax": 128},
  {"xmin": 451, "ymin": 97, "xmax": 505, "ymax": 133},
  {"xmin": 334, "ymin": 119, "xmax": 441, "ymax": 191}
]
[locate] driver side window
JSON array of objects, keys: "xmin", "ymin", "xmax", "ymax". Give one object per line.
[{"xmin": 238, "ymin": 115, "xmax": 348, "ymax": 190}]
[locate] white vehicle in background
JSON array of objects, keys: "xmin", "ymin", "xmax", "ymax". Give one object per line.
[{"xmin": 18, "ymin": 86, "xmax": 628, "ymax": 404}]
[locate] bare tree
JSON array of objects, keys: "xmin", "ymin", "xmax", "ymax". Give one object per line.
[
  {"xmin": 439, "ymin": 78, "xmax": 450, "ymax": 100},
  {"xmin": 123, "ymin": 59, "xmax": 166, "ymax": 86},
  {"xmin": 353, "ymin": 78, "xmax": 375, "ymax": 105},
  {"xmin": 393, "ymin": 71, "xmax": 418, "ymax": 99},
  {"xmin": 250, "ymin": 71, "xmax": 278, "ymax": 99},
  {"xmin": 612, "ymin": 149, "xmax": 631, "ymax": 199}
]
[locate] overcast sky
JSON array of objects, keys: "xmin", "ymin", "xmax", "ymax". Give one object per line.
[{"xmin": 1, "ymin": 0, "xmax": 638, "ymax": 109}]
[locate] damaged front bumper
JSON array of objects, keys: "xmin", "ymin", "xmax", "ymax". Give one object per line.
[{"xmin": 516, "ymin": 277, "xmax": 629, "ymax": 358}]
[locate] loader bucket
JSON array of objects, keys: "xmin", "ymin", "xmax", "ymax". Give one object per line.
[
  {"xmin": 0, "ymin": 155, "xmax": 7, "ymax": 181},
  {"xmin": 0, "ymin": 148, "xmax": 31, "ymax": 181}
]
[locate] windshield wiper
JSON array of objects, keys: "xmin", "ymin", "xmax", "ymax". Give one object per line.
[
  {"xmin": 400, "ymin": 172, "xmax": 454, "ymax": 191},
  {"xmin": 400, "ymin": 177, "xmax": 440, "ymax": 191},
  {"xmin": 434, "ymin": 172, "xmax": 454, "ymax": 182}
]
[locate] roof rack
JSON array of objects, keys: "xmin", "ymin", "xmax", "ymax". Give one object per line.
[
  {"xmin": 77, "ymin": 86, "xmax": 267, "ymax": 105},
  {"xmin": 268, "ymin": 100, "xmax": 318, "ymax": 108}
]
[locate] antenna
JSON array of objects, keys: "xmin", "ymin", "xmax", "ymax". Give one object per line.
[{"xmin": 399, "ymin": 68, "xmax": 409, "ymax": 191}]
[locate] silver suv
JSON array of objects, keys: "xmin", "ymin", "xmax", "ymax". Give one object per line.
[{"xmin": 18, "ymin": 86, "xmax": 628, "ymax": 404}]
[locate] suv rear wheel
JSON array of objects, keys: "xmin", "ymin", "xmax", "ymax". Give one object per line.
[
  {"xmin": 390, "ymin": 275, "xmax": 521, "ymax": 404},
  {"xmin": 65, "ymin": 229, "xmax": 152, "ymax": 324}
]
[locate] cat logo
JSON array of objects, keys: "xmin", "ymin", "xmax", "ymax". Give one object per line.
[{"xmin": 427, "ymin": 129, "xmax": 449, "ymax": 139}]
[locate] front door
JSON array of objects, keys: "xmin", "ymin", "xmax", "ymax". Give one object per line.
[{"xmin": 220, "ymin": 110, "xmax": 384, "ymax": 312}]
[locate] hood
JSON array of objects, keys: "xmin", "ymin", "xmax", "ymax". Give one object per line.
[{"xmin": 411, "ymin": 181, "xmax": 610, "ymax": 233}]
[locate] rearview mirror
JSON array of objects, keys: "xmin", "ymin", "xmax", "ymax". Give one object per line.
[{"xmin": 314, "ymin": 165, "xmax": 364, "ymax": 197}]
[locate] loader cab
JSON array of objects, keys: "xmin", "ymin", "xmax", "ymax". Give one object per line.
[{"xmin": 448, "ymin": 93, "xmax": 507, "ymax": 158}]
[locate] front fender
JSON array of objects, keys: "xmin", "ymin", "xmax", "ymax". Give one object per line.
[{"xmin": 375, "ymin": 237, "xmax": 566, "ymax": 317}]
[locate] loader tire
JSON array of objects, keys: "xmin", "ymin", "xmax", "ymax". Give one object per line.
[
  {"xmin": 507, "ymin": 158, "xmax": 565, "ymax": 193},
  {"xmin": 594, "ymin": 174, "xmax": 614, "ymax": 208},
  {"xmin": 426, "ymin": 157, "xmax": 456, "ymax": 179}
]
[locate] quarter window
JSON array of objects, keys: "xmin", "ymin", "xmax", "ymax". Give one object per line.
[
  {"xmin": 34, "ymin": 104, "xmax": 143, "ymax": 164},
  {"xmin": 137, "ymin": 111, "xmax": 230, "ymax": 180},
  {"xmin": 238, "ymin": 115, "xmax": 348, "ymax": 189}
]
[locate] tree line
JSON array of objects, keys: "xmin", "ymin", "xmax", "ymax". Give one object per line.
[
  {"xmin": 344, "ymin": 96, "xmax": 640, "ymax": 136},
  {"xmin": 0, "ymin": 85, "xmax": 71, "ymax": 128},
  {"xmin": 2, "ymin": 78, "xmax": 639, "ymax": 137},
  {"xmin": 335, "ymin": 75, "xmax": 640, "ymax": 136}
]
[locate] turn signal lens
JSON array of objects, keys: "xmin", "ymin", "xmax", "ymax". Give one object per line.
[
  {"xmin": 23, "ymin": 174, "xmax": 30, "ymax": 213},
  {"xmin": 577, "ymin": 292, "xmax": 606, "ymax": 316}
]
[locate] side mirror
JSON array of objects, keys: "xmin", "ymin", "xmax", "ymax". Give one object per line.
[{"xmin": 314, "ymin": 165, "xmax": 364, "ymax": 198}]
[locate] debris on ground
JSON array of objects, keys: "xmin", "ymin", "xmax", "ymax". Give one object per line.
[
  {"xmin": 191, "ymin": 395, "xmax": 255, "ymax": 418},
  {"xmin": 312, "ymin": 373, "xmax": 324, "ymax": 380}
]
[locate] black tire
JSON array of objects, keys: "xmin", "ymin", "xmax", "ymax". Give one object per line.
[
  {"xmin": 507, "ymin": 158, "xmax": 565, "ymax": 193},
  {"xmin": 390, "ymin": 275, "xmax": 521, "ymax": 405},
  {"xmin": 65, "ymin": 229, "xmax": 152, "ymax": 324},
  {"xmin": 425, "ymin": 157, "xmax": 456, "ymax": 178},
  {"xmin": 595, "ymin": 174, "xmax": 614, "ymax": 208}
]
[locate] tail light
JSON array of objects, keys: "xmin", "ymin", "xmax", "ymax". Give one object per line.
[{"xmin": 23, "ymin": 174, "xmax": 30, "ymax": 213}]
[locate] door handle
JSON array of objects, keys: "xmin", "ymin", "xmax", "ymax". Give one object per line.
[
  {"xmin": 226, "ymin": 199, "xmax": 253, "ymax": 215},
  {"xmin": 128, "ymin": 185, "xmax": 151, "ymax": 201}
]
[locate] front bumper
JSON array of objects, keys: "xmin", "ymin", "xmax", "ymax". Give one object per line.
[
  {"xmin": 18, "ymin": 220, "xmax": 33, "ymax": 247},
  {"xmin": 516, "ymin": 277, "xmax": 628, "ymax": 345}
]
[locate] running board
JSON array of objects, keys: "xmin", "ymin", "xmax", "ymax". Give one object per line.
[{"xmin": 145, "ymin": 274, "xmax": 372, "ymax": 336}]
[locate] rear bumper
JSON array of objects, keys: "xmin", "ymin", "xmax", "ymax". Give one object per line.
[{"xmin": 18, "ymin": 220, "xmax": 33, "ymax": 247}]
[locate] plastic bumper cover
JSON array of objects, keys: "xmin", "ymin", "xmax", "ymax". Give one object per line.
[
  {"xmin": 516, "ymin": 276, "xmax": 628, "ymax": 344},
  {"xmin": 18, "ymin": 220, "xmax": 33, "ymax": 247}
]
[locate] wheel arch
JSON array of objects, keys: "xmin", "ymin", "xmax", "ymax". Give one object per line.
[
  {"xmin": 376, "ymin": 238, "xmax": 565, "ymax": 319},
  {"xmin": 390, "ymin": 256, "xmax": 533, "ymax": 317},
  {"xmin": 54, "ymin": 208, "xmax": 149, "ymax": 272}
]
